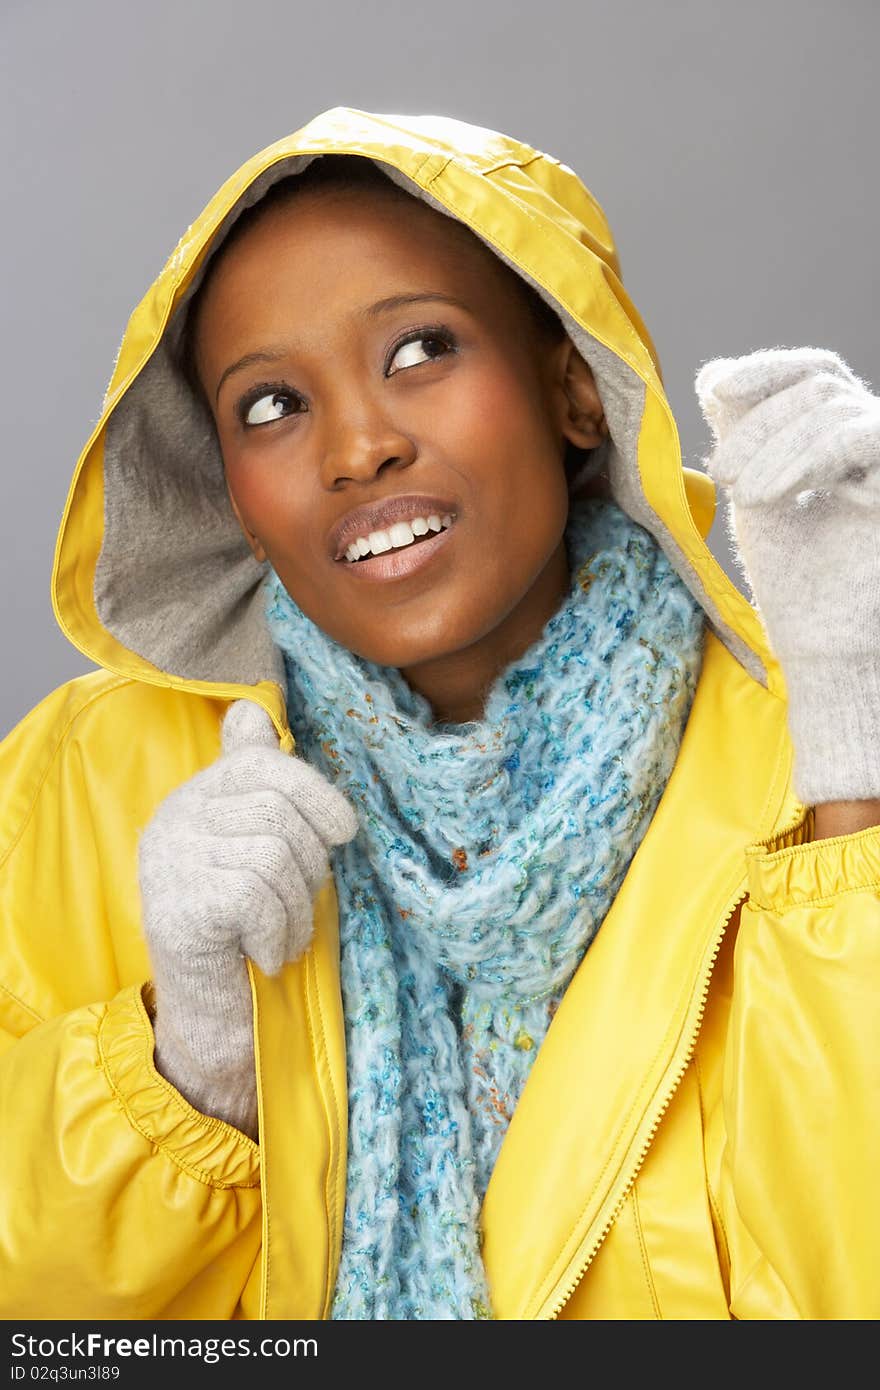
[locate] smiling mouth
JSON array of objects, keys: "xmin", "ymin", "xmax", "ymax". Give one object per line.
[
  {"xmin": 337, "ymin": 513, "xmax": 458, "ymax": 582},
  {"xmin": 344, "ymin": 525, "xmax": 436, "ymax": 558},
  {"xmin": 341, "ymin": 512, "xmax": 455, "ymax": 563}
]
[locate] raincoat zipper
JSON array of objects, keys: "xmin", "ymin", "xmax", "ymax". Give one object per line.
[{"xmin": 542, "ymin": 881, "xmax": 749, "ymax": 1319}]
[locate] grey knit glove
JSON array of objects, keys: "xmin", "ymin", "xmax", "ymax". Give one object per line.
[
  {"xmin": 138, "ymin": 699, "xmax": 359, "ymax": 1139},
  {"xmin": 695, "ymin": 345, "xmax": 880, "ymax": 805}
]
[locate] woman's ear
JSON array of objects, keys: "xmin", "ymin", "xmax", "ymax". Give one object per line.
[
  {"xmin": 551, "ymin": 338, "xmax": 610, "ymax": 450},
  {"xmin": 227, "ymin": 487, "xmax": 267, "ymax": 563}
]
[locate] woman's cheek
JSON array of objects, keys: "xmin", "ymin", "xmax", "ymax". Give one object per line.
[
  {"xmin": 436, "ymin": 367, "xmax": 525, "ymax": 455},
  {"xmin": 226, "ymin": 447, "xmax": 308, "ymax": 545}
]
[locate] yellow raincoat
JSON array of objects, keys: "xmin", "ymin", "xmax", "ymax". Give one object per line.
[{"xmin": 1, "ymin": 108, "xmax": 878, "ymax": 1321}]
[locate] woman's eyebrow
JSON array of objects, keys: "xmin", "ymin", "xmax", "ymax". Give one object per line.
[
  {"xmin": 364, "ymin": 291, "xmax": 471, "ymax": 318},
  {"xmin": 215, "ymin": 349, "xmax": 289, "ymax": 404},
  {"xmin": 214, "ymin": 293, "xmax": 470, "ymax": 402}
]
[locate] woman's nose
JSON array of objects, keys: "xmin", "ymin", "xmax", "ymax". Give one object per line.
[{"xmin": 321, "ymin": 412, "xmax": 417, "ymax": 489}]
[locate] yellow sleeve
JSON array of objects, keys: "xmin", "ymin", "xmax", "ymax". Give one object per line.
[
  {"xmin": 0, "ymin": 984, "xmax": 262, "ymax": 1319},
  {"xmin": 720, "ymin": 807, "xmax": 880, "ymax": 1320},
  {"xmin": 0, "ymin": 675, "xmax": 262, "ymax": 1319}
]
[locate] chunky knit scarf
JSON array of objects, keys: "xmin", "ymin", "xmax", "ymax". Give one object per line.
[{"xmin": 263, "ymin": 495, "xmax": 706, "ymax": 1320}]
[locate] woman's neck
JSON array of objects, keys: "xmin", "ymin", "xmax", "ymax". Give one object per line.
[{"xmin": 400, "ymin": 543, "xmax": 570, "ymax": 725}]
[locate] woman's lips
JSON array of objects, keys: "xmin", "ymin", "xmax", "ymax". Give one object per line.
[
  {"xmin": 336, "ymin": 518, "xmax": 456, "ymax": 581},
  {"xmin": 330, "ymin": 493, "xmax": 459, "ymax": 560}
]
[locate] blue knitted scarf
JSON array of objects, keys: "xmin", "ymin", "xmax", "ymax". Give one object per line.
[{"xmin": 263, "ymin": 495, "xmax": 706, "ymax": 1320}]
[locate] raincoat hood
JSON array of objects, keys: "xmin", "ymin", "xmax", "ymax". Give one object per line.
[{"xmin": 52, "ymin": 107, "xmax": 783, "ymax": 746}]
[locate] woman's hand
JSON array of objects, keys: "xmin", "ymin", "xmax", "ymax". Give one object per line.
[
  {"xmin": 138, "ymin": 699, "xmax": 359, "ymax": 1138},
  {"xmin": 694, "ymin": 346, "xmax": 880, "ymax": 809}
]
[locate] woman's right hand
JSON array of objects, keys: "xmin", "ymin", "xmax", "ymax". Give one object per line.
[{"xmin": 137, "ymin": 699, "xmax": 359, "ymax": 1138}]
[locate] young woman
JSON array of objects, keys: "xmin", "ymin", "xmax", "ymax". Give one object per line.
[{"xmin": 1, "ymin": 107, "xmax": 878, "ymax": 1321}]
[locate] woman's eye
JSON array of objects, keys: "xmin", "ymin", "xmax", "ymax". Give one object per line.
[
  {"xmin": 242, "ymin": 390, "xmax": 301, "ymax": 427},
  {"xmin": 388, "ymin": 334, "xmax": 453, "ymax": 375}
]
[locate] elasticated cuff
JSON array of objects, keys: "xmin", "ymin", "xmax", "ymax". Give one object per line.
[
  {"xmin": 97, "ymin": 981, "xmax": 261, "ymax": 1188},
  {"xmin": 745, "ymin": 806, "xmax": 880, "ymax": 913}
]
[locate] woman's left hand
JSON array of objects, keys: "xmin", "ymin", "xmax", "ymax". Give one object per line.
[{"xmin": 694, "ymin": 345, "xmax": 880, "ymax": 806}]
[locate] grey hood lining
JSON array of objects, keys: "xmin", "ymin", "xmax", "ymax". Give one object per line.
[{"xmin": 95, "ymin": 154, "xmax": 767, "ymax": 696}]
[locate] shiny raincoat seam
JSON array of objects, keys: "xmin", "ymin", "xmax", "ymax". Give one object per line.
[
  {"xmin": 744, "ymin": 878, "xmax": 880, "ymax": 915},
  {"xmin": 0, "ymin": 978, "xmax": 44, "ymax": 1027},
  {"xmin": 425, "ymin": 163, "xmax": 635, "ymax": 365},
  {"xmin": 303, "ymin": 950, "xmax": 342, "ymax": 1318},
  {"xmin": 630, "ymin": 1184, "xmax": 662, "ymax": 1319},
  {"xmin": 0, "ymin": 677, "xmax": 135, "ymax": 1029},
  {"xmin": 0, "ymin": 676, "xmax": 133, "ymax": 873},
  {"xmin": 693, "ymin": 1049, "xmax": 732, "ymax": 1286}
]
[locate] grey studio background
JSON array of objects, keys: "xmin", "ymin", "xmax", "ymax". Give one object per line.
[{"xmin": 1, "ymin": 0, "xmax": 877, "ymax": 741}]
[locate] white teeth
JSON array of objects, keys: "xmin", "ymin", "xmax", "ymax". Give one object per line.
[
  {"xmin": 343, "ymin": 512, "xmax": 456, "ymax": 560},
  {"xmin": 388, "ymin": 521, "xmax": 415, "ymax": 548}
]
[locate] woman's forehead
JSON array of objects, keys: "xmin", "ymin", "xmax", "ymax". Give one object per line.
[
  {"xmin": 212, "ymin": 186, "xmax": 499, "ymax": 294},
  {"xmin": 193, "ymin": 188, "xmax": 532, "ymax": 354}
]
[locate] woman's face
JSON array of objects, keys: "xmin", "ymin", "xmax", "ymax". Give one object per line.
[{"xmin": 193, "ymin": 185, "xmax": 606, "ymax": 677}]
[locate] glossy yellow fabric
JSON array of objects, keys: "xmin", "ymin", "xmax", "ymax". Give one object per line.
[{"xmin": 2, "ymin": 108, "xmax": 878, "ymax": 1320}]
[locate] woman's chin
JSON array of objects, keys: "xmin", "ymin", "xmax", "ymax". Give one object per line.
[{"xmin": 347, "ymin": 630, "xmax": 474, "ymax": 673}]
